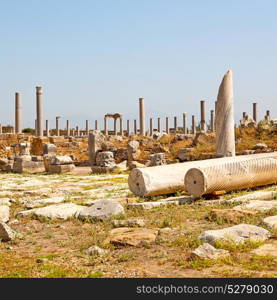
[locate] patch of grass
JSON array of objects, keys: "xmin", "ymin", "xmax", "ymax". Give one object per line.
[
  {"xmin": 41, "ymin": 264, "xmax": 68, "ymax": 278},
  {"xmin": 214, "ymin": 239, "xmax": 264, "ymax": 253},
  {"xmin": 117, "ymin": 253, "xmax": 134, "ymax": 262},
  {"xmin": 38, "ymin": 253, "xmax": 60, "ymax": 261}
]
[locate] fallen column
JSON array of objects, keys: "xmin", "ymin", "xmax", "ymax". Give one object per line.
[
  {"xmin": 184, "ymin": 152, "xmax": 277, "ymax": 198},
  {"xmin": 128, "ymin": 152, "xmax": 277, "ymax": 197}
]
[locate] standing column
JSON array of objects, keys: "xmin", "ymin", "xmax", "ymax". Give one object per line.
[
  {"xmin": 46, "ymin": 120, "xmax": 49, "ymax": 137},
  {"xmin": 72, "ymin": 129, "xmax": 75, "ymax": 136},
  {"xmin": 35, "ymin": 119, "xmax": 38, "ymax": 136},
  {"xmin": 0, "ymin": 124, "xmax": 2, "ymax": 134},
  {"xmin": 56, "ymin": 116, "xmax": 61, "ymax": 136},
  {"xmin": 119, "ymin": 117, "xmax": 123, "ymax": 136},
  {"xmin": 126, "ymin": 120, "xmax": 130, "ymax": 136},
  {"xmin": 182, "ymin": 113, "xmax": 187, "ymax": 134},
  {"xmin": 15, "ymin": 92, "xmax": 22, "ymax": 134},
  {"xmin": 95, "ymin": 120, "xmax": 98, "ymax": 130},
  {"xmin": 200, "ymin": 100, "xmax": 206, "ymax": 131},
  {"xmin": 242, "ymin": 112, "xmax": 246, "ymax": 119},
  {"xmin": 215, "ymin": 70, "xmax": 235, "ymax": 157},
  {"xmin": 66, "ymin": 120, "xmax": 70, "ymax": 136},
  {"xmin": 134, "ymin": 120, "xmax": 137, "ymax": 135},
  {"xmin": 139, "ymin": 97, "xmax": 145, "ymax": 136},
  {"xmin": 192, "ymin": 115, "xmax": 196, "ymax": 134},
  {"xmin": 174, "ymin": 116, "xmax": 177, "ymax": 133},
  {"xmin": 104, "ymin": 117, "xmax": 108, "ymax": 135},
  {"xmin": 253, "ymin": 103, "xmax": 258, "ymax": 122},
  {"xmin": 114, "ymin": 118, "xmax": 117, "ymax": 135},
  {"xmin": 76, "ymin": 125, "xmax": 80, "ymax": 136},
  {"xmin": 210, "ymin": 110, "xmax": 215, "ymax": 132},
  {"xmin": 36, "ymin": 86, "xmax": 43, "ymax": 137},
  {"xmin": 166, "ymin": 117, "xmax": 169, "ymax": 134},
  {"xmin": 266, "ymin": 110, "xmax": 270, "ymax": 121},
  {"xmin": 150, "ymin": 118, "xmax": 153, "ymax": 136},
  {"xmin": 157, "ymin": 117, "xmax": 161, "ymax": 132},
  {"xmin": 86, "ymin": 120, "xmax": 89, "ymax": 135}
]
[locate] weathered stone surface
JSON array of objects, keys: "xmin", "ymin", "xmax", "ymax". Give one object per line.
[
  {"xmin": 48, "ymin": 164, "xmax": 75, "ymax": 174},
  {"xmin": 127, "ymin": 140, "xmax": 140, "ymax": 166},
  {"xmin": 0, "ymin": 198, "xmax": 11, "ymax": 206},
  {"xmin": 114, "ymin": 148, "xmax": 128, "ymax": 163},
  {"xmin": 261, "ymin": 215, "xmax": 277, "ymax": 229},
  {"xmin": 233, "ymin": 200, "xmax": 277, "ymax": 212},
  {"xmin": 96, "ymin": 151, "xmax": 116, "ymax": 168},
  {"xmin": 105, "ymin": 227, "xmax": 158, "ymax": 247},
  {"xmin": 0, "ymin": 206, "xmax": 10, "ymax": 222},
  {"xmin": 25, "ymin": 196, "xmax": 65, "ymax": 209},
  {"xmin": 128, "ymin": 161, "xmax": 145, "ymax": 170},
  {"xmin": 178, "ymin": 148, "xmax": 194, "ymax": 161},
  {"xmin": 253, "ymin": 143, "xmax": 268, "ymax": 150},
  {"xmin": 251, "ymin": 240, "xmax": 277, "ymax": 257},
  {"xmin": 51, "ymin": 155, "xmax": 73, "ymax": 165},
  {"xmin": 0, "ymin": 222, "xmax": 17, "ymax": 241},
  {"xmin": 17, "ymin": 203, "xmax": 85, "ymax": 220},
  {"xmin": 191, "ymin": 243, "xmax": 230, "ymax": 260},
  {"xmin": 84, "ymin": 245, "xmax": 109, "ymax": 256},
  {"xmin": 240, "ymin": 115, "xmax": 256, "ymax": 128},
  {"xmin": 149, "ymin": 153, "xmax": 166, "ymax": 166},
  {"xmin": 43, "ymin": 143, "xmax": 57, "ymax": 155},
  {"xmin": 111, "ymin": 219, "xmax": 145, "ymax": 228},
  {"xmin": 13, "ymin": 159, "xmax": 45, "ymax": 173},
  {"xmin": 209, "ymin": 209, "xmax": 257, "ymax": 223},
  {"xmin": 78, "ymin": 199, "xmax": 124, "ymax": 221},
  {"xmin": 199, "ymin": 224, "xmax": 270, "ymax": 245}
]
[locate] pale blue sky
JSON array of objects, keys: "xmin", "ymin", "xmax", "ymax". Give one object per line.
[{"xmin": 0, "ymin": 0, "xmax": 276, "ymax": 130}]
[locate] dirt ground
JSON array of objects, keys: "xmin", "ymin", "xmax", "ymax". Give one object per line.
[{"xmin": 0, "ymin": 170, "xmax": 276, "ymax": 278}]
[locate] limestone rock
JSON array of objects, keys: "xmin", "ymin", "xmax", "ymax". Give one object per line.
[
  {"xmin": 178, "ymin": 148, "xmax": 194, "ymax": 161},
  {"xmin": 48, "ymin": 164, "xmax": 75, "ymax": 174},
  {"xmin": 17, "ymin": 203, "xmax": 85, "ymax": 220},
  {"xmin": 233, "ymin": 200, "xmax": 277, "ymax": 212},
  {"xmin": 0, "ymin": 206, "xmax": 10, "ymax": 222},
  {"xmin": 127, "ymin": 141, "xmax": 140, "ymax": 167},
  {"xmin": 13, "ymin": 158, "xmax": 45, "ymax": 173},
  {"xmin": 128, "ymin": 161, "xmax": 145, "ymax": 170},
  {"xmin": 95, "ymin": 151, "xmax": 116, "ymax": 168},
  {"xmin": 261, "ymin": 215, "xmax": 277, "ymax": 229},
  {"xmin": 84, "ymin": 245, "xmax": 109, "ymax": 256},
  {"xmin": 43, "ymin": 143, "xmax": 57, "ymax": 155},
  {"xmin": 253, "ymin": 143, "xmax": 268, "ymax": 150},
  {"xmin": 0, "ymin": 198, "xmax": 11, "ymax": 206},
  {"xmin": 149, "ymin": 153, "xmax": 166, "ymax": 166},
  {"xmin": 51, "ymin": 155, "xmax": 73, "ymax": 165},
  {"xmin": 111, "ymin": 219, "xmax": 145, "ymax": 228},
  {"xmin": 78, "ymin": 199, "xmax": 124, "ymax": 221},
  {"xmin": 25, "ymin": 196, "xmax": 65, "ymax": 209},
  {"xmin": 191, "ymin": 243, "xmax": 230, "ymax": 260},
  {"xmin": 199, "ymin": 224, "xmax": 270, "ymax": 245},
  {"xmin": 105, "ymin": 227, "xmax": 158, "ymax": 247},
  {"xmin": 0, "ymin": 222, "xmax": 17, "ymax": 241}
]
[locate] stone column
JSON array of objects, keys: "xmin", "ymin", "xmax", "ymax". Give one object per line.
[
  {"xmin": 150, "ymin": 118, "xmax": 153, "ymax": 136},
  {"xmin": 0, "ymin": 124, "xmax": 2, "ymax": 134},
  {"xmin": 215, "ymin": 70, "xmax": 235, "ymax": 157},
  {"xmin": 134, "ymin": 119, "xmax": 137, "ymax": 135},
  {"xmin": 139, "ymin": 97, "xmax": 145, "ymax": 136},
  {"xmin": 253, "ymin": 103, "xmax": 258, "ymax": 123},
  {"xmin": 174, "ymin": 116, "xmax": 177, "ymax": 133},
  {"xmin": 95, "ymin": 120, "xmax": 98, "ymax": 130},
  {"xmin": 36, "ymin": 86, "xmax": 43, "ymax": 137},
  {"xmin": 242, "ymin": 112, "xmax": 246, "ymax": 119},
  {"xmin": 114, "ymin": 118, "xmax": 117, "ymax": 135},
  {"xmin": 182, "ymin": 113, "xmax": 187, "ymax": 133},
  {"xmin": 104, "ymin": 117, "xmax": 108, "ymax": 135},
  {"xmin": 86, "ymin": 120, "xmax": 89, "ymax": 135},
  {"xmin": 35, "ymin": 119, "xmax": 38, "ymax": 136},
  {"xmin": 66, "ymin": 120, "xmax": 70, "ymax": 136},
  {"xmin": 15, "ymin": 92, "xmax": 22, "ymax": 134},
  {"xmin": 200, "ymin": 100, "xmax": 206, "ymax": 131},
  {"xmin": 55, "ymin": 116, "xmax": 61, "ymax": 136},
  {"xmin": 157, "ymin": 117, "xmax": 161, "ymax": 132},
  {"xmin": 72, "ymin": 129, "xmax": 75, "ymax": 136},
  {"xmin": 210, "ymin": 110, "xmax": 215, "ymax": 132},
  {"xmin": 166, "ymin": 117, "xmax": 169, "ymax": 134},
  {"xmin": 265, "ymin": 110, "xmax": 270, "ymax": 121},
  {"xmin": 127, "ymin": 120, "xmax": 130, "ymax": 136},
  {"xmin": 119, "ymin": 117, "xmax": 123, "ymax": 136},
  {"xmin": 191, "ymin": 115, "xmax": 196, "ymax": 134},
  {"xmin": 76, "ymin": 126, "xmax": 80, "ymax": 136},
  {"xmin": 46, "ymin": 120, "xmax": 49, "ymax": 137}
]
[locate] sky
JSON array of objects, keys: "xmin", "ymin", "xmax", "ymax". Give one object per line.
[{"xmin": 0, "ymin": 0, "xmax": 276, "ymax": 130}]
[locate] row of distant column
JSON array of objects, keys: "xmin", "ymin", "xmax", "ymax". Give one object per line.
[{"xmin": 13, "ymin": 88, "xmax": 265, "ymax": 136}]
